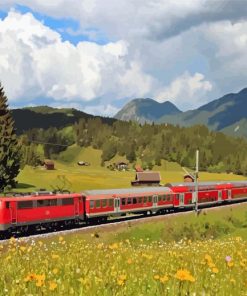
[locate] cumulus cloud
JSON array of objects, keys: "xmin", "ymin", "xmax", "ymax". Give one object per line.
[
  {"xmin": 1, "ymin": 2, "xmax": 247, "ymax": 114},
  {"xmin": 83, "ymin": 104, "xmax": 120, "ymax": 117},
  {"xmin": 0, "ymin": 11, "xmax": 154, "ymax": 105},
  {"xmin": 2, "ymin": 0, "xmax": 247, "ymax": 41},
  {"xmin": 156, "ymin": 72, "xmax": 212, "ymax": 109}
]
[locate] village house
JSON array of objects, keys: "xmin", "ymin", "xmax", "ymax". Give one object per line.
[
  {"xmin": 115, "ymin": 161, "xmax": 128, "ymax": 171},
  {"xmin": 131, "ymin": 171, "xmax": 161, "ymax": 186},
  {"xmin": 43, "ymin": 159, "xmax": 55, "ymax": 170},
  {"xmin": 184, "ymin": 174, "xmax": 195, "ymax": 182}
]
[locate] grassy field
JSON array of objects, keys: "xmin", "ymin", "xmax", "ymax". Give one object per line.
[
  {"xmin": 16, "ymin": 146, "xmax": 247, "ymax": 192},
  {"xmin": 1, "ymin": 204, "xmax": 247, "ymax": 295}
]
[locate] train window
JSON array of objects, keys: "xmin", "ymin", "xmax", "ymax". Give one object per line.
[
  {"xmin": 127, "ymin": 198, "xmax": 132, "ymax": 205},
  {"xmin": 143, "ymin": 196, "xmax": 147, "ymax": 204},
  {"xmin": 18, "ymin": 201, "xmax": 33, "ymax": 209},
  {"xmin": 95, "ymin": 200, "xmax": 101, "ymax": 208},
  {"xmin": 109, "ymin": 199, "xmax": 113, "ymax": 207},
  {"xmin": 158, "ymin": 196, "xmax": 162, "ymax": 202},
  {"xmin": 122, "ymin": 198, "xmax": 126, "ymax": 206},
  {"xmin": 6, "ymin": 202, "xmax": 10, "ymax": 209},
  {"xmin": 148, "ymin": 196, "xmax": 152, "ymax": 203},
  {"xmin": 61, "ymin": 198, "xmax": 74, "ymax": 206},
  {"xmin": 133, "ymin": 198, "xmax": 137, "ymax": 204},
  {"xmin": 138, "ymin": 197, "xmax": 142, "ymax": 204},
  {"xmin": 102, "ymin": 199, "xmax": 107, "ymax": 207},
  {"xmin": 37, "ymin": 200, "xmax": 47, "ymax": 207},
  {"xmin": 49, "ymin": 199, "xmax": 57, "ymax": 206},
  {"xmin": 90, "ymin": 200, "xmax": 94, "ymax": 209}
]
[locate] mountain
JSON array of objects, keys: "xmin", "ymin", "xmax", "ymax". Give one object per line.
[
  {"xmin": 115, "ymin": 88, "xmax": 247, "ymax": 137},
  {"xmin": 11, "ymin": 106, "xmax": 116, "ymax": 134},
  {"xmin": 115, "ymin": 98, "xmax": 181, "ymax": 123}
]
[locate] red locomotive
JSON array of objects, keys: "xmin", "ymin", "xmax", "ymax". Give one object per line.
[{"xmin": 0, "ymin": 181, "xmax": 247, "ymax": 235}]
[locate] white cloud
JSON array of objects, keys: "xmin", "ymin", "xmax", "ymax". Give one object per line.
[
  {"xmin": 156, "ymin": 72, "xmax": 213, "ymax": 109},
  {"xmin": 1, "ymin": 2, "xmax": 247, "ymax": 113},
  {"xmin": 0, "ymin": 11, "xmax": 154, "ymax": 104},
  {"xmin": 83, "ymin": 104, "xmax": 120, "ymax": 117}
]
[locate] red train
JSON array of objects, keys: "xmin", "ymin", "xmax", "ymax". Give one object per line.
[{"xmin": 0, "ymin": 181, "xmax": 247, "ymax": 235}]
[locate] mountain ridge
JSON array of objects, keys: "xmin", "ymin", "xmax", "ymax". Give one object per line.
[{"xmin": 115, "ymin": 88, "xmax": 247, "ymax": 137}]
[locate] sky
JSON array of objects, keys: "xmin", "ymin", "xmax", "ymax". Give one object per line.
[{"xmin": 0, "ymin": 1, "xmax": 247, "ymax": 116}]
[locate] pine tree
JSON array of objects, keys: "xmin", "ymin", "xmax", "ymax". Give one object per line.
[{"xmin": 0, "ymin": 83, "xmax": 21, "ymax": 190}]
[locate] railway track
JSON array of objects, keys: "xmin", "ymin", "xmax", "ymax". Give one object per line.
[{"xmin": 1, "ymin": 200, "xmax": 246, "ymax": 243}]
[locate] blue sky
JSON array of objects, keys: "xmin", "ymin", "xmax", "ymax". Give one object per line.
[{"xmin": 0, "ymin": 1, "xmax": 247, "ymax": 115}]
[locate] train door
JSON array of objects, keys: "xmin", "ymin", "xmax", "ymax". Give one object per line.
[
  {"xmin": 179, "ymin": 193, "xmax": 184, "ymax": 206},
  {"xmin": 227, "ymin": 190, "xmax": 232, "ymax": 200},
  {"xmin": 153, "ymin": 195, "xmax": 158, "ymax": 208},
  {"xmin": 9, "ymin": 201, "xmax": 17, "ymax": 225},
  {"xmin": 74, "ymin": 197, "xmax": 79, "ymax": 217},
  {"xmin": 218, "ymin": 191, "xmax": 222, "ymax": 202},
  {"xmin": 114, "ymin": 198, "xmax": 120, "ymax": 213}
]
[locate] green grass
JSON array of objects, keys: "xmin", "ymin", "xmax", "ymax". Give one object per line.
[
  {"xmin": 16, "ymin": 146, "xmax": 247, "ymax": 192},
  {"xmin": 1, "ymin": 204, "xmax": 247, "ymax": 295}
]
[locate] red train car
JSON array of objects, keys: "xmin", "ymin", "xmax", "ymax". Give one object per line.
[
  {"xmin": 83, "ymin": 187, "xmax": 175, "ymax": 220},
  {"xmin": 167, "ymin": 181, "xmax": 247, "ymax": 208},
  {"xmin": 0, "ymin": 192, "xmax": 84, "ymax": 232}
]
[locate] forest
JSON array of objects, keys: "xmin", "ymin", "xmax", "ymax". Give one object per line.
[{"xmin": 19, "ymin": 117, "xmax": 247, "ymax": 176}]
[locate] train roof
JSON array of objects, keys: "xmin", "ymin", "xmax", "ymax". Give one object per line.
[
  {"xmin": 0, "ymin": 192, "xmax": 80, "ymax": 201},
  {"xmin": 83, "ymin": 186, "xmax": 172, "ymax": 196},
  {"xmin": 166, "ymin": 181, "xmax": 247, "ymax": 188}
]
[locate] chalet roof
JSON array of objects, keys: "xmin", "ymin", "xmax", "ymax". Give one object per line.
[
  {"xmin": 135, "ymin": 172, "xmax": 161, "ymax": 182},
  {"xmin": 116, "ymin": 161, "xmax": 128, "ymax": 165},
  {"xmin": 44, "ymin": 159, "xmax": 54, "ymax": 165}
]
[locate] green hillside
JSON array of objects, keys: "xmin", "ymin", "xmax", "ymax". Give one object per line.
[{"xmin": 16, "ymin": 146, "xmax": 247, "ymax": 192}]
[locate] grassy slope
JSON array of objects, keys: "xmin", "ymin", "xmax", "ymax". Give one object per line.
[
  {"xmin": 2, "ymin": 203, "xmax": 247, "ymax": 295},
  {"xmin": 16, "ymin": 146, "xmax": 247, "ymax": 192}
]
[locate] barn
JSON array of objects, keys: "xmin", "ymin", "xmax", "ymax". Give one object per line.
[
  {"xmin": 43, "ymin": 159, "xmax": 55, "ymax": 170},
  {"xmin": 184, "ymin": 174, "xmax": 195, "ymax": 182},
  {"xmin": 131, "ymin": 171, "xmax": 161, "ymax": 186}
]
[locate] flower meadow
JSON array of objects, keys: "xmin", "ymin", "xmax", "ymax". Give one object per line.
[{"xmin": 0, "ymin": 206, "xmax": 247, "ymax": 296}]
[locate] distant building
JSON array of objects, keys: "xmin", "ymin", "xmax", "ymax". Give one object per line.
[
  {"xmin": 44, "ymin": 159, "xmax": 55, "ymax": 170},
  {"xmin": 77, "ymin": 161, "xmax": 90, "ymax": 166},
  {"xmin": 131, "ymin": 171, "xmax": 161, "ymax": 186},
  {"xmin": 184, "ymin": 174, "xmax": 194, "ymax": 182},
  {"xmin": 116, "ymin": 162, "xmax": 128, "ymax": 171}
]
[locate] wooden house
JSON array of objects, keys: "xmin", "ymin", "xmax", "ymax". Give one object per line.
[
  {"xmin": 44, "ymin": 159, "xmax": 55, "ymax": 170},
  {"xmin": 184, "ymin": 174, "xmax": 194, "ymax": 182},
  {"xmin": 131, "ymin": 171, "xmax": 161, "ymax": 186},
  {"xmin": 116, "ymin": 162, "xmax": 128, "ymax": 171}
]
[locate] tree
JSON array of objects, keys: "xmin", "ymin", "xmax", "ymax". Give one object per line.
[{"xmin": 0, "ymin": 83, "xmax": 21, "ymax": 190}]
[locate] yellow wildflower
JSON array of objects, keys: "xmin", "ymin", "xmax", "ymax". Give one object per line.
[
  {"xmin": 175, "ymin": 269, "xmax": 195, "ymax": 282},
  {"xmin": 109, "ymin": 243, "xmax": 118, "ymax": 250},
  {"xmin": 153, "ymin": 275, "xmax": 160, "ymax": 280},
  {"xmin": 212, "ymin": 267, "xmax": 219, "ymax": 274},
  {"xmin": 49, "ymin": 281, "xmax": 58, "ymax": 291},
  {"xmin": 117, "ymin": 275, "xmax": 127, "ymax": 286},
  {"xmin": 227, "ymin": 261, "xmax": 234, "ymax": 268},
  {"xmin": 160, "ymin": 275, "xmax": 169, "ymax": 283},
  {"xmin": 52, "ymin": 268, "xmax": 59, "ymax": 275}
]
